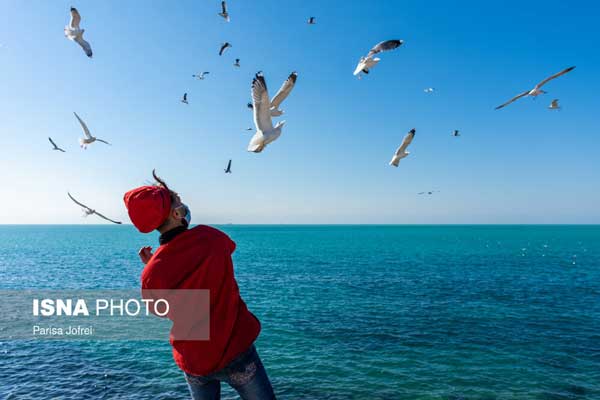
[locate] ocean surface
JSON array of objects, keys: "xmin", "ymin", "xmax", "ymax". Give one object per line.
[{"xmin": 0, "ymin": 225, "xmax": 599, "ymax": 399}]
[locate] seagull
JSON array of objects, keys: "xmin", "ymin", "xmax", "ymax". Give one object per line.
[
  {"xmin": 192, "ymin": 72, "xmax": 209, "ymax": 80},
  {"xmin": 218, "ymin": 1, "xmax": 230, "ymax": 22},
  {"xmin": 219, "ymin": 42, "xmax": 231, "ymax": 56},
  {"xmin": 366, "ymin": 40, "xmax": 403, "ymax": 58},
  {"xmin": 73, "ymin": 112, "xmax": 110, "ymax": 149},
  {"xmin": 495, "ymin": 66, "xmax": 576, "ymax": 110},
  {"xmin": 353, "ymin": 56, "xmax": 380, "ymax": 78},
  {"xmin": 269, "ymin": 72, "xmax": 298, "ymax": 116},
  {"xmin": 68, "ymin": 192, "xmax": 122, "ymax": 224},
  {"xmin": 307, "ymin": 17, "xmax": 316, "ymax": 25},
  {"xmin": 245, "ymin": 127, "xmax": 253, "ymax": 131},
  {"xmin": 48, "ymin": 137, "xmax": 66, "ymax": 152},
  {"xmin": 234, "ymin": 58, "xmax": 240, "ymax": 67},
  {"xmin": 247, "ymin": 102, "xmax": 253, "ymax": 110},
  {"xmin": 418, "ymin": 191, "xmax": 438, "ymax": 195},
  {"xmin": 64, "ymin": 7, "xmax": 92, "ymax": 58},
  {"xmin": 247, "ymin": 72, "xmax": 286, "ymax": 153},
  {"xmin": 181, "ymin": 93, "xmax": 189, "ymax": 104},
  {"xmin": 452, "ymin": 130, "xmax": 460, "ymax": 137},
  {"xmin": 389, "ymin": 129, "xmax": 416, "ymax": 167},
  {"xmin": 548, "ymin": 99, "xmax": 561, "ymax": 110},
  {"xmin": 424, "ymin": 87, "xmax": 435, "ymax": 93},
  {"xmin": 224, "ymin": 159, "xmax": 232, "ymax": 173}
]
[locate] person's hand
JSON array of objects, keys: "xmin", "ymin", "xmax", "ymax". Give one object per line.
[{"xmin": 138, "ymin": 246, "xmax": 154, "ymax": 264}]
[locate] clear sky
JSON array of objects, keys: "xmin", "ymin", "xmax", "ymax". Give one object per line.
[{"xmin": 0, "ymin": 0, "xmax": 598, "ymax": 224}]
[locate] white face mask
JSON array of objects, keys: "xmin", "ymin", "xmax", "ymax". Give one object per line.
[{"xmin": 180, "ymin": 204, "xmax": 191, "ymax": 227}]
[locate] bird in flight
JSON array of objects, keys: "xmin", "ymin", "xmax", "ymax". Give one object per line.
[
  {"xmin": 424, "ymin": 87, "xmax": 435, "ymax": 93},
  {"xmin": 219, "ymin": 42, "xmax": 231, "ymax": 56},
  {"xmin": 247, "ymin": 72, "xmax": 286, "ymax": 153},
  {"xmin": 73, "ymin": 112, "xmax": 111, "ymax": 149},
  {"xmin": 495, "ymin": 66, "xmax": 575, "ymax": 110},
  {"xmin": 64, "ymin": 7, "xmax": 92, "ymax": 58},
  {"xmin": 548, "ymin": 99, "xmax": 561, "ymax": 110},
  {"xmin": 48, "ymin": 137, "xmax": 66, "ymax": 152},
  {"xmin": 67, "ymin": 192, "xmax": 122, "ymax": 224},
  {"xmin": 354, "ymin": 56, "xmax": 380, "ymax": 78},
  {"xmin": 234, "ymin": 59, "xmax": 240, "ymax": 67},
  {"xmin": 247, "ymin": 102, "xmax": 253, "ymax": 110},
  {"xmin": 192, "ymin": 72, "xmax": 209, "ymax": 80},
  {"xmin": 389, "ymin": 129, "xmax": 416, "ymax": 167},
  {"xmin": 307, "ymin": 17, "xmax": 316, "ymax": 25},
  {"xmin": 452, "ymin": 130, "xmax": 460, "ymax": 137},
  {"xmin": 224, "ymin": 159, "xmax": 232, "ymax": 173},
  {"xmin": 218, "ymin": 1, "xmax": 230, "ymax": 22},
  {"xmin": 418, "ymin": 191, "xmax": 438, "ymax": 195},
  {"xmin": 245, "ymin": 127, "xmax": 253, "ymax": 131},
  {"xmin": 181, "ymin": 93, "xmax": 189, "ymax": 104}
]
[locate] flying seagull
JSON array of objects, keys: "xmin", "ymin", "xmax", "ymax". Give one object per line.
[
  {"xmin": 192, "ymin": 72, "xmax": 209, "ymax": 80},
  {"xmin": 218, "ymin": 1, "xmax": 230, "ymax": 22},
  {"xmin": 389, "ymin": 128, "xmax": 416, "ymax": 167},
  {"xmin": 495, "ymin": 66, "xmax": 575, "ymax": 110},
  {"xmin": 452, "ymin": 130, "xmax": 460, "ymax": 137},
  {"xmin": 247, "ymin": 102, "xmax": 253, "ymax": 110},
  {"xmin": 219, "ymin": 42, "xmax": 231, "ymax": 56},
  {"xmin": 48, "ymin": 137, "xmax": 66, "ymax": 152},
  {"xmin": 181, "ymin": 93, "xmax": 189, "ymax": 104},
  {"xmin": 234, "ymin": 59, "xmax": 240, "ymax": 67},
  {"xmin": 418, "ymin": 191, "xmax": 438, "ymax": 195},
  {"xmin": 269, "ymin": 72, "xmax": 298, "ymax": 116},
  {"xmin": 224, "ymin": 159, "xmax": 232, "ymax": 173},
  {"xmin": 424, "ymin": 87, "xmax": 435, "ymax": 93},
  {"xmin": 73, "ymin": 112, "xmax": 110, "ymax": 149},
  {"xmin": 68, "ymin": 192, "xmax": 122, "ymax": 224},
  {"xmin": 307, "ymin": 17, "xmax": 316, "ymax": 25},
  {"xmin": 366, "ymin": 40, "xmax": 403, "ymax": 58},
  {"xmin": 64, "ymin": 7, "xmax": 93, "ymax": 58},
  {"xmin": 548, "ymin": 99, "xmax": 561, "ymax": 110},
  {"xmin": 247, "ymin": 72, "xmax": 286, "ymax": 153},
  {"xmin": 245, "ymin": 127, "xmax": 253, "ymax": 131},
  {"xmin": 353, "ymin": 56, "xmax": 380, "ymax": 78}
]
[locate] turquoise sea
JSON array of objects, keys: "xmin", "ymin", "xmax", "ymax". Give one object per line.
[{"xmin": 0, "ymin": 225, "xmax": 599, "ymax": 399}]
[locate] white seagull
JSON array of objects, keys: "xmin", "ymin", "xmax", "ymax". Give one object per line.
[
  {"xmin": 234, "ymin": 58, "xmax": 240, "ymax": 67},
  {"xmin": 269, "ymin": 71, "xmax": 298, "ymax": 116},
  {"xmin": 218, "ymin": 1, "xmax": 230, "ymax": 22},
  {"xmin": 219, "ymin": 42, "xmax": 231, "ymax": 56},
  {"xmin": 64, "ymin": 7, "xmax": 92, "ymax": 58},
  {"xmin": 192, "ymin": 72, "xmax": 209, "ymax": 80},
  {"xmin": 548, "ymin": 99, "xmax": 561, "ymax": 110},
  {"xmin": 424, "ymin": 87, "xmax": 435, "ymax": 93},
  {"xmin": 68, "ymin": 192, "xmax": 122, "ymax": 224},
  {"xmin": 48, "ymin": 137, "xmax": 66, "ymax": 152},
  {"xmin": 73, "ymin": 112, "xmax": 110, "ymax": 149},
  {"xmin": 495, "ymin": 66, "xmax": 575, "ymax": 110},
  {"xmin": 353, "ymin": 56, "xmax": 380, "ymax": 78},
  {"xmin": 247, "ymin": 72, "xmax": 286, "ymax": 153},
  {"xmin": 452, "ymin": 130, "xmax": 460, "ymax": 137},
  {"xmin": 389, "ymin": 129, "xmax": 416, "ymax": 167},
  {"xmin": 307, "ymin": 17, "xmax": 316, "ymax": 25}
]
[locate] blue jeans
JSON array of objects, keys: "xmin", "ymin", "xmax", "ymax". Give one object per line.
[{"xmin": 184, "ymin": 345, "xmax": 276, "ymax": 400}]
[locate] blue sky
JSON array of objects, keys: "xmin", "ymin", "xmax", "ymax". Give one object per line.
[{"xmin": 0, "ymin": 0, "xmax": 598, "ymax": 224}]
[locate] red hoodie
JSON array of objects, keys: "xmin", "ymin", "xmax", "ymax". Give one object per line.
[{"xmin": 140, "ymin": 225, "xmax": 261, "ymax": 376}]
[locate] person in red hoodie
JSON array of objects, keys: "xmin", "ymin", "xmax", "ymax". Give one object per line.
[{"xmin": 123, "ymin": 171, "xmax": 276, "ymax": 400}]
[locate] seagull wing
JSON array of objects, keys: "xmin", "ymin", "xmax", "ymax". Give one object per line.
[
  {"xmin": 73, "ymin": 112, "xmax": 92, "ymax": 138},
  {"xmin": 221, "ymin": 1, "xmax": 227, "ymax": 14},
  {"xmin": 227, "ymin": 159, "xmax": 232, "ymax": 169},
  {"xmin": 67, "ymin": 192, "xmax": 92, "ymax": 212},
  {"xmin": 93, "ymin": 210, "xmax": 122, "ymax": 224},
  {"xmin": 535, "ymin": 66, "xmax": 575, "ymax": 90},
  {"xmin": 396, "ymin": 129, "xmax": 415, "ymax": 154},
  {"xmin": 367, "ymin": 39, "xmax": 403, "ymax": 58},
  {"xmin": 353, "ymin": 58, "xmax": 366, "ymax": 75},
  {"xmin": 74, "ymin": 35, "xmax": 92, "ymax": 58},
  {"xmin": 69, "ymin": 7, "xmax": 81, "ymax": 29},
  {"xmin": 95, "ymin": 138, "xmax": 111, "ymax": 145},
  {"xmin": 48, "ymin": 137, "xmax": 58, "ymax": 149},
  {"xmin": 270, "ymin": 72, "xmax": 297, "ymax": 109},
  {"xmin": 495, "ymin": 89, "xmax": 530, "ymax": 110},
  {"xmin": 251, "ymin": 73, "xmax": 274, "ymax": 131},
  {"xmin": 219, "ymin": 43, "xmax": 229, "ymax": 56}
]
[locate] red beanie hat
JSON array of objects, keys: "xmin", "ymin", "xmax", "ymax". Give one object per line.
[{"xmin": 123, "ymin": 186, "xmax": 172, "ymax": 233}]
